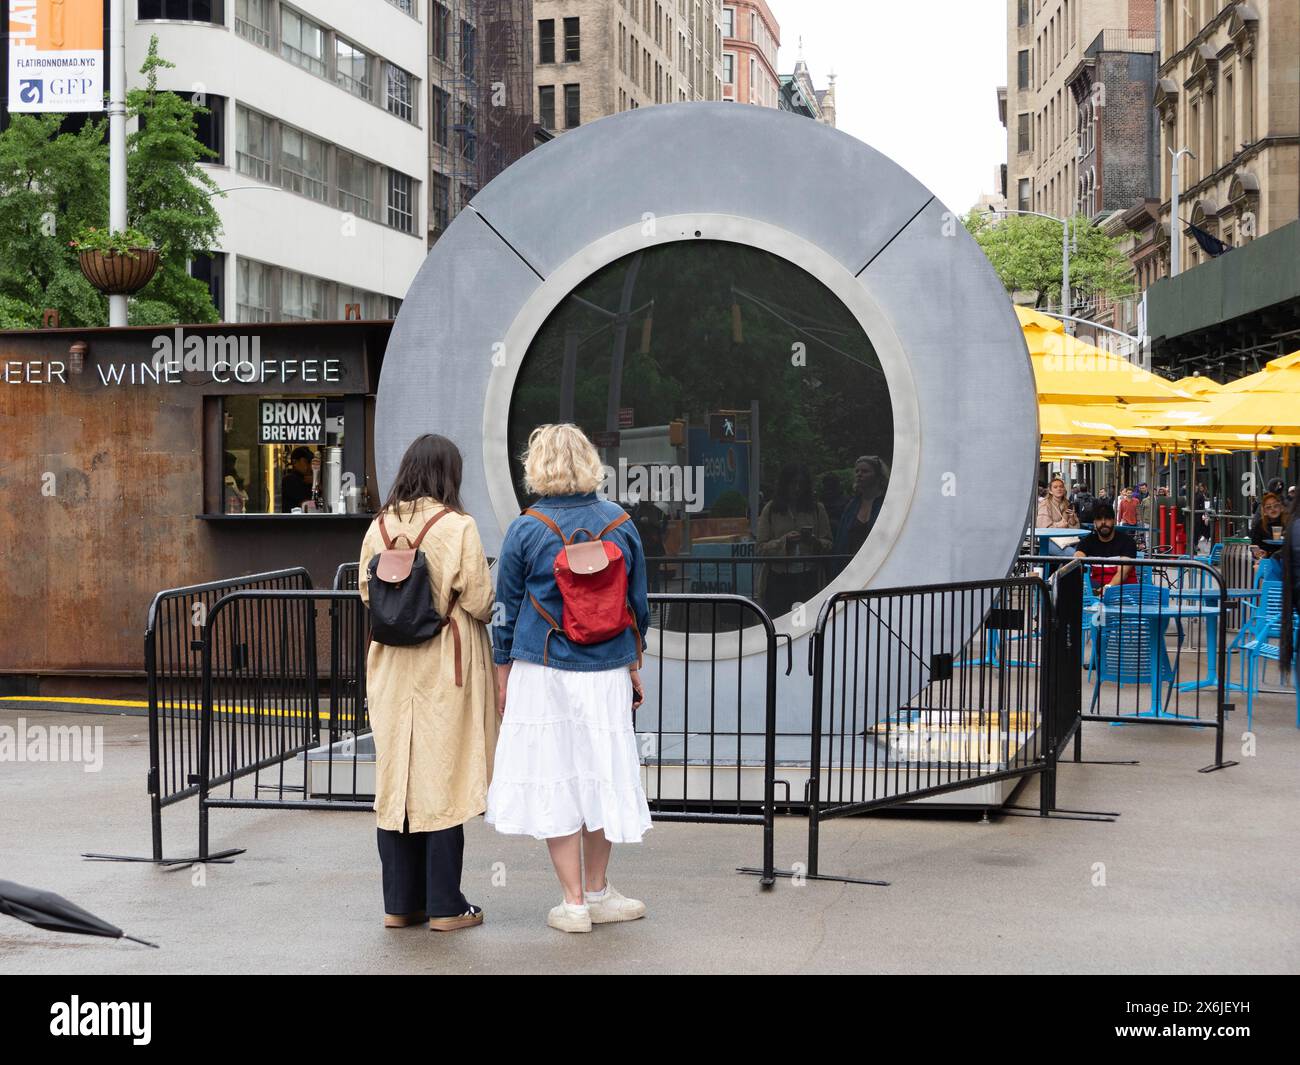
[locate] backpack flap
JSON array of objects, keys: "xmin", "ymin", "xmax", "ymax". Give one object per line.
[
  {"xmin": 375, "ymin": 548, "xmax": 417, "ymax": 584},
  {"xmin": 564, "ymin": 540, "xmax": 611, "ymax": 575}
]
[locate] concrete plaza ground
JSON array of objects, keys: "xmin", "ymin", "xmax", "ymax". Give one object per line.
[{"xmin": 1, "ymin": 697, "xmax": 1297, "ymax": 975}]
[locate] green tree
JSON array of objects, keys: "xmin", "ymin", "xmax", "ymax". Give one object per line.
[
  {"xmin": 0, "ymin": 113, "xmax": 109, "ymax": 327},
  {"xmin": 964, "ymin": 210, "xmax": 1136, "ymax": 310},
  {"xmin": 0, "ymin": 36, "xmax": 222, "ymax": 327},
  {"xmin": 126, "ymin": 36, "xmax": 223, "ymax": 325}
]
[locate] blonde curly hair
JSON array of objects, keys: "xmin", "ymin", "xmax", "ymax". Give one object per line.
[{"xmin": 522, "ymin": 423, "xmax": 606, "ymax": 496}]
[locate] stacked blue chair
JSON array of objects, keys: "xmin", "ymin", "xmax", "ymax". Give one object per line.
[{"xmin": 1234, "ymin": 580, "xmax": 1300, "ymax": 729}]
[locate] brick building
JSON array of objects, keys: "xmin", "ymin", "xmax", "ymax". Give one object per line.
[
  {"xmin": 721, "ymin": 0, "xmax": 780, "ymax": 108},
  {"xmin": 532, "ymin": 0, "xmax": 724, "ymax": 132}
]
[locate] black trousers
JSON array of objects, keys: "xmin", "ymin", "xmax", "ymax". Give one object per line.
[{"xmin": 376, "ymin": 819, "xmax": 470, "ymax": 918}]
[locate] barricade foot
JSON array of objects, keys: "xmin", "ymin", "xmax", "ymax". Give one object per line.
[
  {"xmin": 1197, "ymin": 760, "xmax": 1238, "ymax": 774},
  {"xmin": 737, "ymin": 867, "xmax": 889, "ymax": 886},
  {"xmin": 82, "ymin": 848, "xmax": 245, "ymax": 865},
  {"xmin": 999, "ymin": 806, "xmax": 1117, "ymax": 822}
]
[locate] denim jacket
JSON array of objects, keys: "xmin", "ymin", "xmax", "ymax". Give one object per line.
[{"xmin": 492, "ymin": 492, "xmax": 651, "ymax": 672}]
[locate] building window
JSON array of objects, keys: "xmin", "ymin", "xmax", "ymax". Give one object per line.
[
  {"xmin": 281, "ymin": 268, "xmax": 328, "ymax": 320},
  {"xmin": 564, "ymin": 83, "xmax": 581, "ymax": 129},
  {"xmin": 432, "ymin": 86, "xmax": 450, "ymax": 146},
  {"xmin": 278, "ymin": 125, "xmax": 328, "ymax": 201},
  {"xmin": 385, "ymin": 64, "xmax": 416, "ymax": 122},
  {"xmin": 538, "ymin": 84, "xmax": 556, "ymax": 128},
  {"xmin": 191, "ymin": 92, "xmax": 226, "ymax": 164},
  {"xmin": 387, "ymin": 171, "xmax": 416, "ymax": 233},
  {"xmin": 1017, "ymin": 50, "xmax": 1030, "ymax": 90},
  {"xmin": 539, "ymin": 18, "xmax": 556, "ymax": 64},
  {"xmin": 1017, "ymin": 112, "xmax": 1030, "ymax": 154},
  {"xmin": 335, "ymin": 39, "xmax": 373, "ymax": 101},
  {"xmin": 723, "ymin": 53, "xmax": 734, "ymax": 84},
  {"xmin": 460, "ymin": 20, "xmax": 476, "ymax": 76},
  {"xmin": 1018, "ymin": 178, "xmax": 1031, "ymax": 213},
  {"xmin": 722, "ymin": 6, "xmax": 734, "ymax": 37},
  {"xmin": 385, "ymin": 0, "xmax": 416, "ymax": 16},
  {"xmin": 337, "ymin": 150, "xmax": 376, "ymax": 220},
  {"xmin": 280, "ymin": 7, "xmax": 327, "ymax": 78},
  {"xmin": 236, "ymin": 107, "xmax": 273, "ymax": 182},
  {"xmin": 457, "ymin": 103, "xmax": 476, "ymax": 160},
  {"xmin": 431, "ymin": 172, "xmax": 450, "ymax": 234},
  {"xmin": 432, "ymin": 2, "xmax": 450, "ymax": 62},
  {"xmin": 563, "ymin": 16, "xmax": 580, "ymax": 62},
  {"xmin": 237, "ymin": 257, "xmax": 273, "ymax": 322},
  {"xmin": 138, "ymin": 0, "xmax": 224, "ymax": 21},
  {"xmin": 234, "ymin": 0, "xmax": 272, "ymax": 48}
]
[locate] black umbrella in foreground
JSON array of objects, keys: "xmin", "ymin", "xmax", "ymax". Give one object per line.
[{"xmin": 0, "ymin": 880, "xmax": 158, "ymax": 948}]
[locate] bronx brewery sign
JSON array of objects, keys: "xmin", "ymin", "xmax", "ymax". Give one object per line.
[
  {"xmin": 259, "ymin": 399, "xmax": 324, "ymax": 445},
  {"xmin": 7, "ymin": 0, "xmax": 104, "ymax": 113}
]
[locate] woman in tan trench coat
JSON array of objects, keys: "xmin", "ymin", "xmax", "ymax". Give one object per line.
[{"xmin": 358, "ymin": 434, "xmax": 497, "ymax": 932}]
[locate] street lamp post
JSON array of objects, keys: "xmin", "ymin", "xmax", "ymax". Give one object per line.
[
  {"xmin": 1168, "ymin": 146, "xmax": 1196, "ymax": 278},
  {"xmin": 108, "ymin": 0, "xmax": 128, "ymax": 327},
  {"xmin": 987, "ymin": 207, "xmax": 1074, "ymax": 335}
]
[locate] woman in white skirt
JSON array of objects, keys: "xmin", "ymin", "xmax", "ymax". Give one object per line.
[{"xmin": 486, "ymin": 424, "xmax": 653, "ymax": 933}]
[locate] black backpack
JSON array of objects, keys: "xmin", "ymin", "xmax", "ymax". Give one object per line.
[{"xmin": 366, "ymin": 508, "xmax": 462, "ymax": 677}]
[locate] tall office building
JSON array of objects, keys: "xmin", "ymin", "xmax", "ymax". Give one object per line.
[
  {"xmin": 107, "ymin": 1, "xmax": 435, "ymax": 322},
  {"xmin": 1002, "ymin": 0, "xmax": 1156, "ymax": 220},
  {"xmin": 531, "ymin": 0, "xmax": 724, "ymax": 132}
]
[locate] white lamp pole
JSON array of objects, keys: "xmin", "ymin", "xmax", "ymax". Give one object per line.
[
  {"xmin": 108, "ymin": 0, "xmax": 128, "ymax": 327},
  {"xmin": 1168, "ymin": 146, "xmax": 1195, "ymax": 279}
]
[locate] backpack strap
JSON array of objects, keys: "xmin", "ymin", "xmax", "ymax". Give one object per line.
[
  {"xmin": 379, "ymin": 505, "xmax": 452, "ymax": 549},
  {"xmin": 522, "ymin": 507, "xmax": 568, "ymax": 543}
]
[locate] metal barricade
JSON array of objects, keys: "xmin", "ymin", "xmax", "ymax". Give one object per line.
[{"xmin": 806, "ymin": 575, "xmax": 1060, "ymax": 882}]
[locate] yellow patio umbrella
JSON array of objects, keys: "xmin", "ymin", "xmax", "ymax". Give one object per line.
[
  {"xmin": 1220, "ymin": 349, "xmax": 1300, "ymax": 394},
  {"xmin": 1016, "ymin": 306, "xmax": 1198, "ymax": 405},
  {"xmin": 1170, "ymin": 374, "xmax": 1224, "ymax": 396},
  {"xmin": 1039, "ymin": 401, "xmax": 1185, "ymax": 448},
  {"xmin": 1137, "ymin": 390, "xmax": 1300, "ymax": 435}
]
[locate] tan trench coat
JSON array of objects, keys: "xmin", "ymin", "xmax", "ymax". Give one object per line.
[{"xmin": 358, "ymin": 498, "xmax": 498, "ymax": 833}]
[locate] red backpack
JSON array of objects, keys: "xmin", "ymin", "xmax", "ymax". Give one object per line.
[{"xmin": 523, "ymin": 508, "xmax": 641, "ymax": 666}]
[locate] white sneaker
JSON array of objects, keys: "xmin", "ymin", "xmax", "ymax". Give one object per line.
[
  {"xmin": 546, "ymin": 901, "xmax": 592, "ymax": 933},
  {"xmin": 585, "ymin": 884, "xmax": 646, "ymax": 924}
]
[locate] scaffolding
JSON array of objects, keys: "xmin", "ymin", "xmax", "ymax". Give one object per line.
[{"xmin": 430, "ymin": 0, "xmax": 534, "ymax": 243}]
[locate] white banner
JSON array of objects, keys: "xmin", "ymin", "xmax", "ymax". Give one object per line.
[{"xmin": 7, "ymin": 0, "xmax": 104, "ymax": 113}]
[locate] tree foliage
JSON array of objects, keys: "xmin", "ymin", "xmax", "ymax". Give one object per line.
[
  {"xmin": 0, "ymin": 36, "xmax": 222, "ymax": 328},
  {"xmin": 965, "ymin": 210, "xmax": 1136, "ymax": 310}
]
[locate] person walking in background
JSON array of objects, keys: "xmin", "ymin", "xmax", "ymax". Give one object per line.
[
  {"xmin": 1037, "ymin": 476, "xmax": 1080, "ymax": 555},
  {"xmin": 487, "ymin": 424, "xmax": 652, "ymax": 934},
  {"xmin": 757, "ymin": 463, "xmax": 833, "ymax": 614},
  {"xmin": 1117, "ymin": 487, "xmax": 1139, "ymax": 527},
  {"xmin": 358, "ymin": 434, "xmax": 498, "ymax": 932}
]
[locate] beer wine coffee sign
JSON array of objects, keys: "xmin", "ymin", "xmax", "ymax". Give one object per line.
[
  {"xmin": 259, "ymin": 399, "xmax": 325, "ymax": 445},
  {"xmin": 7, "ymin": 0, "xmax": 104, "ymax": 113}
]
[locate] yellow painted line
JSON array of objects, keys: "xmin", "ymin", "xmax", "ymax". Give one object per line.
[{"xmin": 0, "ymin": 696, "xmax": 346, "ymax": 721}]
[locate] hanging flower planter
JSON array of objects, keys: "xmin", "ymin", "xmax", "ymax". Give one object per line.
[{"xmin": 71, "ymin": 228, "xmax": 160, "ymax": 296}]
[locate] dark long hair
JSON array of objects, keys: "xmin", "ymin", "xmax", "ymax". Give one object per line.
[
  {"xmin": 382, "ymin": 434, "xmax": 464, "ymax": 521},
  {"xmin": 772, "ymin": 463, "xmax": 814, "ymax": 514}
]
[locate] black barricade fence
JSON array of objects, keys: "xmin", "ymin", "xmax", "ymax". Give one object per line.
[
  {"xmin": 1022, "ymin": 555, "xmax": 1236, "ymax": 774},
  {"xmin": 141, "ymin": 569, "xmax": 312, "ymax": 862},
  {"xmin": 331, "ymin": 564, "xmax": 367, "ymax": 738},
  {"xmin": 807, "ymin": 576, "xmax": 1057, "ymax": 875},
  {"xmin": 641, "ymin": 594, "xmax": 781, "ymax": 886},
  {"xmin": 198, "ymin": 590, "xmax": 373, "ymax": 859}
]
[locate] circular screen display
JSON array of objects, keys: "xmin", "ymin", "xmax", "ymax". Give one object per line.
[{"xmin": 508, "ymin": 240, "xmax": 894, "ymax": 628}]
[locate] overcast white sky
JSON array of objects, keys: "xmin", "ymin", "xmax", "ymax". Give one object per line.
[{"xmin": 771, "ymin": 0, "xmax": 1007, "ymax": 213}]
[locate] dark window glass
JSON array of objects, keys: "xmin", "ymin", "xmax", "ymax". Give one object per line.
[
  {"xmin": 431, "ymin": 172, "xmax": 450, "ymax": 234},
  {"xmin": 539, "ymin": 19, "xmax": 556, "ymax": 64},
  {"xmin": 432, "ymin": 86, "xmax": 450, "ymax": 146},
  {"xmin": 507, "ymin": 241, "xmax": 894, "ymax": 627},
  {"xmin": 432, "ymin": 3, "xmax": 451, "ymax": 62},
  {"xmin": 564, "ymin": 83, "xmax": 580, "ymax": 128},
  {"xmin": 563, "ymin": 16, "xmax": 580, "ymax": 62},
  {"xmin": 1017, "ymin": 50, "xmax": 1030, "ymax": 90},
  {"xmin": 460, "ymin": 20, "xmax": 476, "ymax": 76},
  {"xmin": 190, "ymin": 251, "xmax": 225, "ymax": 319},
  {"xmin": 538, "ymin": 85, "xmax": 555, "ymax": 128},
  {"xmin": 139, "ymin": 0, "xmax": 222, "ymax": 19}
]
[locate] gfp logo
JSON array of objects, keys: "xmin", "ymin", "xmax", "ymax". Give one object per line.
[{"xmin": 19, "ymin": 79, "xmax": 43, "ymax": 104}]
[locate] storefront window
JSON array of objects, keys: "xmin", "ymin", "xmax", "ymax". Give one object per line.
[
  {"xmin": 221, "ymin": 395, "xmax": 346, "ymax": 513},
  {"xmin": 508, "ymin": 240, "xmax": 893, "ymax": 624}
]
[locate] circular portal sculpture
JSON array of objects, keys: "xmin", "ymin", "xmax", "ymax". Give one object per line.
[{"xmin": 377, "ymin": 103, "xmax": 1037, "ymax": 715}]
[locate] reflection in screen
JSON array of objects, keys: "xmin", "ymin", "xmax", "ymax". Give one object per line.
[{"xmin": 509, "ymin": 241, "xmax": 893, "ymax": 629}]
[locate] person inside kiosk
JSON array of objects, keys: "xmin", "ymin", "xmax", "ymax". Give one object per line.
[{"xmin": 280, "ymin": 447, "xmax": 317, "ymax": 512}]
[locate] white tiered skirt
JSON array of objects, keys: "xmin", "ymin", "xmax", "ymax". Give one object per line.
[{"xmin": 485, "ymin": 660, "xmax": 653, "ymax": 843}]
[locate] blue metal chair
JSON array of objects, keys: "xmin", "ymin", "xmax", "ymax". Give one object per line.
[
  {"xmin": 1233, "ymin": 581, "xmax": 1300, "ymax": 730},
  {"xmin": 1089, "ymin": 584, "xmax": 1174, "ymax": 713}
]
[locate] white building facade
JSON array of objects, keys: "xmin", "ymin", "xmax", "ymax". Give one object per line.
[{"xmin": 130, "ymin": 0, "xmax": 429, "ymax": 322}]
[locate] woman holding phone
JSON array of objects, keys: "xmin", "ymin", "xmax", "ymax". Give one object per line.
[{"xmin": 486, "ymin": 424, "xmax": 653, "ymax": 933}]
